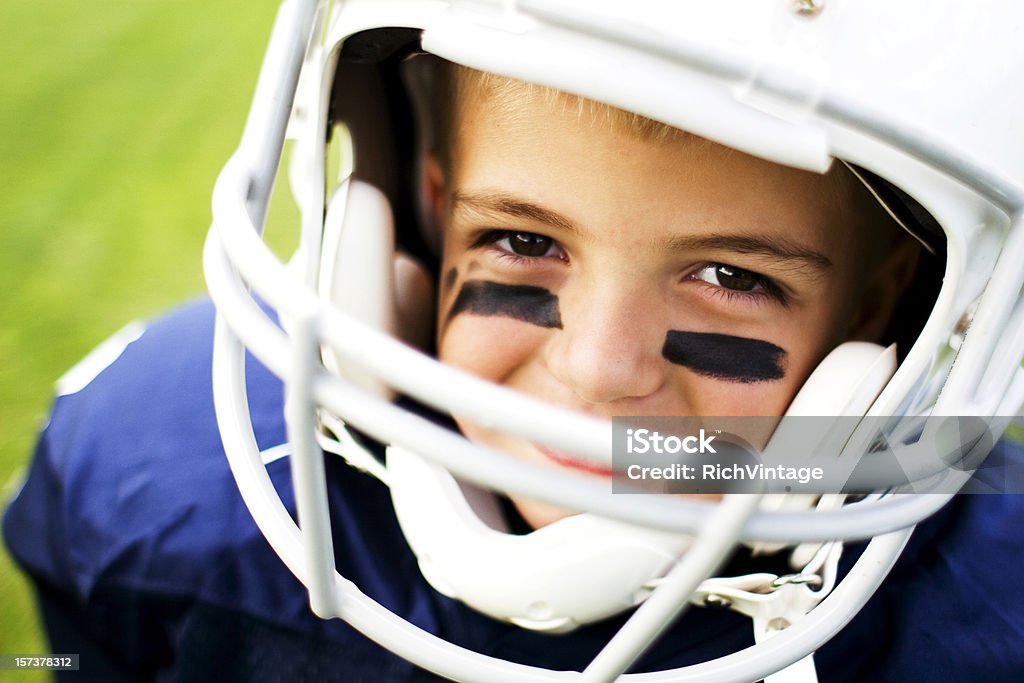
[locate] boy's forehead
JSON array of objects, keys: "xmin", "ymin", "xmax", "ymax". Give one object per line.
[{"xmin": 448, "ymin": 70, "xmax": 898, "ymax": 248}]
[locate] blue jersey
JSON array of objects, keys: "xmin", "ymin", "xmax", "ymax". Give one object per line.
[{"xmin": 5, "ymin": 299, "xmax": 1024, "ymax": 681}]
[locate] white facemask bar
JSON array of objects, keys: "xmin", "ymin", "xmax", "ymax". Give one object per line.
[
  {"xmin": 204, "ymin": 287, "xmax": 918, "ymax": 683},
  {"xmin": 205, "ymin": 0, "xmax": 1024, "ymax": 680},
  {"xmin": 205, "ymin": 228, "xmax": 961, "ymax": 540}
]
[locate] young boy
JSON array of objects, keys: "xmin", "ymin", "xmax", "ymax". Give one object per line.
[
  {"xmin": 432, "ymin": 65, "xmax": 918, "ymax": 528},
  {"xmin": 5, "ymin": 1, "xmax": 1024, "ymax": 680}
]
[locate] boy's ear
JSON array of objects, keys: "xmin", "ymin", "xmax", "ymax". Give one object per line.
[
  {"xmin": 424, "ymin": 152, "xmax": 447, "ymax": 231},
  {"xmin": 848, "ymin": 236, "xmax": 922, "ymax": 343}
]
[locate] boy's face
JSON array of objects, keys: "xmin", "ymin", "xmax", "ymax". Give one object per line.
[{"xmin": 434, "ymin": 87, "xmax": 909, "ymax": 528}]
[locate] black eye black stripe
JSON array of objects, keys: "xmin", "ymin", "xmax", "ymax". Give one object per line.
[
  {"xmin": 662, "ymin": 331, "xmax": 786, "ymax": 383},
  {"xmin": 446, "ymin": 285, "xmax": 782, "ymax": 380},
  {"xmin": 447, "ymin": 280, "xmax": 563, "ymax": 329}
]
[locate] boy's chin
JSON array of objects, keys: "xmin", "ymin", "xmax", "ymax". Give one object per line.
[
  {"xmin": 510, "ymin": 490, "xmax": 725, "ymax": 531},
  {"xmin": 510, "ymin": 496, "xmax": 580, "ymax": 530}
]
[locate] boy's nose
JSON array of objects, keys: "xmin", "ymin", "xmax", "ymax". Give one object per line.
[{"xmin": 544, "ymin": 282, "xmax": 669, "ymax": 407}]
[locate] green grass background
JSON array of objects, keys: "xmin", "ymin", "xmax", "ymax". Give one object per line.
[
  {"xmin": 3, "ymin": 1, "xmax": 1024, "ymax": 679},
  {"xmin": 0, "ymin": 0, "xmax": 280, "ymax": 675}
]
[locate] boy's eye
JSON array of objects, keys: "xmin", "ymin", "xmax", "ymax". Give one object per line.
[
  {"xmin": 472, "ymin": 229, "xmax": 567, "ymax": 261},
  {"xmin": 504, "ymin": 232, "xmax": 555, "ymax": 257},
  {"xmin": 693, "ymin": 264, "xmax": 763, "ymax": 292}
]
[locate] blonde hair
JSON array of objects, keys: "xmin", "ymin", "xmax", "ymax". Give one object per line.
[{"xmin": 433, "ymin": 62, "xmax": 689, "ymax": 173}]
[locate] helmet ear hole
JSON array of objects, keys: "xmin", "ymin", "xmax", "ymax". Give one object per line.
[{"xmin": 319, "ymin": 179, "xmax": 434, "ymax": 397}]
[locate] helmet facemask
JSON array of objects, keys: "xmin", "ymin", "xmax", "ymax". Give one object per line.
[{"xmin": 205, "ymin": 1, "xmax": 1024, "ymax": 680}]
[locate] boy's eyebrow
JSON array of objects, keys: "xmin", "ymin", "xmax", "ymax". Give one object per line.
[
  {"xmin": 452, "ymin": 191, "xmax": 581, "ymax": 234},
  {"xmin": 452, "ymin": 190, "xmax": 832, "ymax": 272},
  {"xmin": 660, "ymin": 234, "xmax": 833, "ymax": 271}
]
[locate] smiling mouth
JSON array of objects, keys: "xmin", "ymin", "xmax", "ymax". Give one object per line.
[{"xmin": 535, "ymin": 444, "xmax": 615, "ymax": 478}]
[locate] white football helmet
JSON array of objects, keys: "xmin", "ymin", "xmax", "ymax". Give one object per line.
[{"xmin": 203, "ymin": 0, "xmax": 1024, "ymax": 681}]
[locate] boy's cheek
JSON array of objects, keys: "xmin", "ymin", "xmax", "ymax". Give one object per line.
[
  {"xmin": 438, "ymin": 316, "xmax": 549, "ymax": 385},
  {"xmin": 686, "ymin": 376, "xmax": 801, "ymax": 418}
]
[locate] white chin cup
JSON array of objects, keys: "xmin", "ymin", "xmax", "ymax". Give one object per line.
[
  {"xmin": 387, "ymin": 445, "xmax": 691, "ymax": 632},
  {"xmin": 387, "ymin": 342, "xmax": 896, "ymax": 631}
]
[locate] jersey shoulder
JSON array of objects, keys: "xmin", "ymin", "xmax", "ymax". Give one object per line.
[
  {"xmin": 818, "ymin": 437, "xmax": 1024, "ymax": 680},
  {"xmin": 4, "ymin": 298, "xmax": 451, "ymax": 660},
  {"xmin": 4, "ymin": 299, "xmax": 290, "ymax": 606}
]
